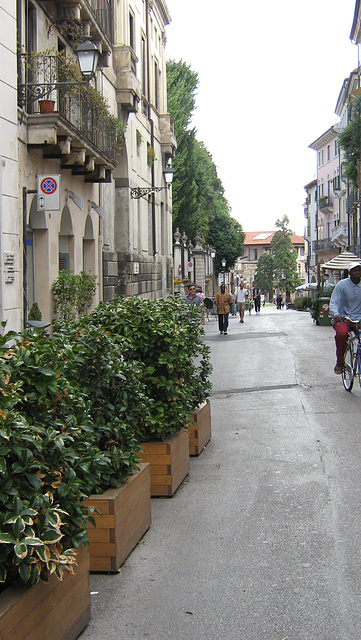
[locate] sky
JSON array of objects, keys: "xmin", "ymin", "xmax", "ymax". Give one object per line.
[{"xmin": 164, "ymin": 0, "xmax": 359, "ymax": 236}]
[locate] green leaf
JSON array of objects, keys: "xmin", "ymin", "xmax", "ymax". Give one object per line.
[
  {"xmin": 14, "ymin": 541, "xmax": 28, "ymax": 559},
  {"xmin": 0, "ymin": 563, "xmax": 6, "ymax": 582},
  {"xmin": 24, "ymin": 536, "xmax": 44, "ymax": 546},
  {"xmin": 18, "ymin": 562, "xmax": 30, "ymax": 583},
  {"xmin": 0, "ymin": 532, "xmax": 16, "ymax": 544}
]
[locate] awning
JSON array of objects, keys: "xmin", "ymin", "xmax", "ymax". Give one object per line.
[
  {"xmin": 321, "ymin": 251, "xmax": 360, "ymax": 271},
  {"xmin": 295, "ymin": 283, "xmax": 318, "ymax": 291}
]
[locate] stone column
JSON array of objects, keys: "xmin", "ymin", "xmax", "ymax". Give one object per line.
[{"xmin": 191, "ymin": 231, "xmax": 206, "ymax": 292}]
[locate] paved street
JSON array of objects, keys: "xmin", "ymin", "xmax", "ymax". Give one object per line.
[{"xmin": 80, "ymin": 306, "xmax": 361, "ymax": 640}]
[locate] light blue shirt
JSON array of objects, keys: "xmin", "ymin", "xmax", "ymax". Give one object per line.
[{"xmin": 329, "ymin": 277, "xmax": 361, "ymax": 322}]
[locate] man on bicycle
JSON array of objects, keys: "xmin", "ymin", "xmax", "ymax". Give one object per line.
[{"xmin": 329, "ymin": 261, "xmax": 361, "ymax": 374}]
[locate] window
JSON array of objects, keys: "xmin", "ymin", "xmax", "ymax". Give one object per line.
[
  {"xmin": 327, "ymin": 144, "xmax": 330, "ymax": 161},
  {"xmin": 334, "ymin": 139, "xmax": 339, "ymax": 156},
  {"xmin": 129, "ymin": 12, "xmax": 135, "ymax": 50},
  {"xmin": 141, "ymin": 37, "xmax": 146, "ymax": 96},
  {"xmin": 154, "ymin": 59, "xmax": 159, "ymax": 110},
  {"xmin": 253, "ymin": 249, "xmax": 257, "ymax": 261}
]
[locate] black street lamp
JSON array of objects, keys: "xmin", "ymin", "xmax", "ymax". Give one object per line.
[
  {"xmin": 210, "ymin": 248, "xmax": 216, "ymax": 296},
  {"xmin": 75, "ymin": 38, "xmax": 100, "ymax": 80},
  {"xmin": 222, "ymin": 258, "xmax": 226, "ymax": 285}
]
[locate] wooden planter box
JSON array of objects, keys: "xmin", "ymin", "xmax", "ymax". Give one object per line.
[
  {"xmin": 139, "ymin": 429, "xmax": 190, "ymax": 497},
  {"xmin": 188, "ymin": 401, "xmax": 212, "ymax": 456},
  {"xmin": 83, "ymin": 463, "xmax": 151, "ymax": 572},
  {"xmin": 0, "ymin": 546, "xmax": 90, "ymax": 640}
]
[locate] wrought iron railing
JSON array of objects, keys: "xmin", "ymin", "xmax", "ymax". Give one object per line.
[
  {"xmin": 312, "ymin": 239, "xmax": 333, "ymax": 251},
  {"xmin": 88, "ymin": 0, "xmax": 113, "ymax": 43},
  {"xmin": 18, "ymin": 53, "xmax": 116, "ymax": 163}
]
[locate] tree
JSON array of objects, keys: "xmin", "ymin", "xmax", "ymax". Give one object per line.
[
  {"xmin": 256, "ymin": 252, "xmax": 274, "ymax": 299},
  {"xmin": 270, "ymin": 216, "xmax": 301, "ymax": 296},
  {"xmin": 166, "ymin": 59, "xmax": 245, "ymax": 260},
  {"xmin": 339, "ymin": 94, "xmax": 361, "ymax": 189}
]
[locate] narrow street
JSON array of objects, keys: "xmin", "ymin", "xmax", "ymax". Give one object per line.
[{"xmin": 80, "ymin": 307, "xmax": 361, "ymax": 640}]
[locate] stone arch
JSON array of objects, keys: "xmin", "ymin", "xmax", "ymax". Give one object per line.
[
  {"xmin": 83, "ymin": 213, "xmax": 95, "ymax": 274},
  {"xmin": 59, "ymin": 205, "xmax": 74, "ymax": 271}
]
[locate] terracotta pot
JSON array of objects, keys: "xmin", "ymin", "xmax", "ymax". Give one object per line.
[{"xmin": 39, "ymin": 99, "xmax": 55, "ymax": 113}]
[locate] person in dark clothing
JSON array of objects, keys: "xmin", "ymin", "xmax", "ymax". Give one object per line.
[{"xmin": 252, "ymin": 284, "xmax": 261, "ymax": 313}]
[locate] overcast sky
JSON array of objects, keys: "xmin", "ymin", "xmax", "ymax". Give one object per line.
[{"xmin": 165, "ymin": 0, "xmax": 358, "ymax": 235}]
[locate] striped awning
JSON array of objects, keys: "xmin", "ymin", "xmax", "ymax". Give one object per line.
[{"xmin": 321, "ymin": 251, "xmax": 360, "ymax": 271}]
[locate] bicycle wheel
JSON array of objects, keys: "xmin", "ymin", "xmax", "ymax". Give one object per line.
[{"xmin": 342, "ymin": 336, "xmax": 357, "ymax": 391}]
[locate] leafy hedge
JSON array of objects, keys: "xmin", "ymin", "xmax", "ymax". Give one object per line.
[
  {"xmin": 0, "ymin": 296, "xmax": 212, "ymax": 587},
  {"xmin": 89, "ymin": 296, "xmax": 212, "ymax": 441}
]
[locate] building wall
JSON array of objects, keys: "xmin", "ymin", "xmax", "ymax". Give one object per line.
[
  {"xmin": 0, "ymin": 1, "xmax": 20, "ymax": 330},
  {"xmin": 104, "ymin": 0, "xmax": 175, "ymax": 301}
]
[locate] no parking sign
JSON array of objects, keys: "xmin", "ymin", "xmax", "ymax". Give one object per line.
[{"xmin": 37, "ymin": 174, "xmax": 61, "ymax": 211}]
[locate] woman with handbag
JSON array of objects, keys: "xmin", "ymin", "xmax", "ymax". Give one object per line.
[{"xmin": 214, "ymin": 284, "xmax": 233, "ymax": 335}]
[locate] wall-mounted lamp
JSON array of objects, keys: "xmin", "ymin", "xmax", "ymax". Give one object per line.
[
  {"xmin": 75, "ymin": 38, "xmax": 100, "ymax": 80},
  {"xmin": 130, "ymin": 165, "xmax": 174, "ymax": 199}
]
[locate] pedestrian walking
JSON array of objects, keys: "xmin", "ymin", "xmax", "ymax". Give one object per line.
[
  {"xmin": 230, "ymin": 289, "xmax": 237, "ymax": 316},
  {"xmin": 252, "ymin": 283, "xmax": 261, "ymax": 313},
  {"xmin": 184, "ymin": 283, "xmax": 203, "ymax": 305},
  {"xmin": 214, "ymin": 284, "xmax": 233, "ymax": 335},
  {"xmin": 236, "ymin": 281, "xmax": 248, "ymax": 323}
]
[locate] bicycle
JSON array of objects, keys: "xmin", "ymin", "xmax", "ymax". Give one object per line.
[{"xmin": 341, "ymin": 317, "xmax": 361, "ymax": 392}]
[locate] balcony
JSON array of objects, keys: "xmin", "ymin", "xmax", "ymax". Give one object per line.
[
  {"xmin": 113, "ymin": 46, "xmax": 141, "ymax": 114},
  {"xmin": 39, "ymin": 0, "xmax": 113, "ymax": 51},
  {"xmin": 18, "ymin": 53, "xmax": 116, "ymax": 182},
  {"xmin": 331, "ymin": 222, "xmax": 348, "ymax": 248},
  {"xmin": 312, "ymin": 239, "xmax": 333, "ymax": 252},
  {"xmin": 318, "ymin": 195, "xmax": 333, "ymax": 213}
]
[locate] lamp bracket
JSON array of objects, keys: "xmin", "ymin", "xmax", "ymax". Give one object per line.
[{"xmin": 130, "ymin": 186, "xmax": 169, "ymax": 199}]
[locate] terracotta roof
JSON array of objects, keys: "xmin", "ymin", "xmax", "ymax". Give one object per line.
[{"xmin": 244, "ymin": 231, "xmax": 304, "ymax": 246}]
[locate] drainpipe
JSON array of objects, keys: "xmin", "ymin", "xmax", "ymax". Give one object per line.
[{"xmin": 146, "ymin": 0, "xmax": 156, "ymax": 257}]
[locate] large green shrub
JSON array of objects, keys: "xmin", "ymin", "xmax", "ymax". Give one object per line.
[
  {"xmin": 89, "ymin": 296, "xmax": 212, "ymax": 441},
  {"xmin": 53, "ymin": 321, "xmax": 145, "ymax": 490},
  {"xmin": 0, "ymin": 325, "xmax": 143, "ymax": 586},
  {"xmin": 52, "ymin": 270, "xmax": 97, "ymax": 322},
  {"xmin": 0, "ymin": 329, "xmax": 92, "ymax": 586}
]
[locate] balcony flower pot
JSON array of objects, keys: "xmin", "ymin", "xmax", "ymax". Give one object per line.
[
  {"xmin": 188, "ymin": 401, "xmax": 212, "ymax": 456},
  {"xmin": 83, "ymin": 463, "xmax": 151, "ymax": 572},
  {"xmin": 139, "ymin": 429, "xmax": 190, "ymax": 497},
  {"xmin": 0, "ymin": 546, "xmax": 90, "ymax": 640},
  {"xmin": 39, "ymin": 99, "xmax": 55, "ymax": 113}
]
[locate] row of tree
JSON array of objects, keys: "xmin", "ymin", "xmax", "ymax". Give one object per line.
[
  {"xmin": 166, "ymin": 60, "xmax": 244, "ymax": 273},
  {"xmin": 167, "ymin": 61, "xmax": 301, "ymax": 295}
]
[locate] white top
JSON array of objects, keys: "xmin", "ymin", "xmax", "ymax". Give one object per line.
[{"xmin": 236, "ymin": 287, "xmax": 248, "ymax": 303}]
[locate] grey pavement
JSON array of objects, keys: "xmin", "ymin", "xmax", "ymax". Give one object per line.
[{"xmin": 80, "ymin": 306, "xmax": 361, "ymax": 640}]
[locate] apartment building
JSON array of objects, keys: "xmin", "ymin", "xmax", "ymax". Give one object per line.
[{"xmin": 2, "ymin": 0, "xmax": 175, "ymax": 331}]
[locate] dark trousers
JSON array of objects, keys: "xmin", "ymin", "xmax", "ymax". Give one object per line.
[
  {"xmin": 254, "ymin": 297, "xmax": 261, "ymax": 312},
  {"xmin": 218, "ymin": 313, "xmax": 229, "ymax": 332}
]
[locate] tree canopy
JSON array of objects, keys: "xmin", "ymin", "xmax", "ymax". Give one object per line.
[
  {"xmin": 167, "ymin": 59, "xmax": 244, "ymax": 268},
  {"xmin": 255, "ymin": 252, "xmax": 274, "ymax": 299},
  {"xmin": 270, "ymin": 216, "xmax": 301, "ymax": 294}
]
